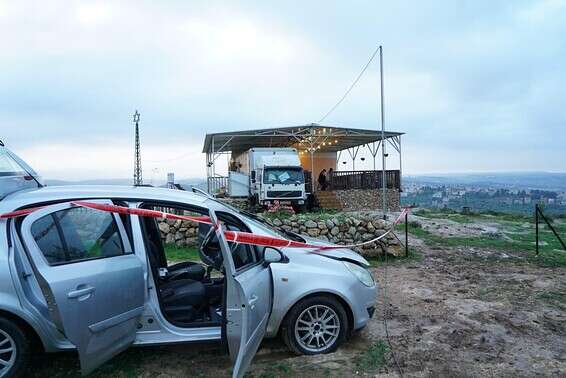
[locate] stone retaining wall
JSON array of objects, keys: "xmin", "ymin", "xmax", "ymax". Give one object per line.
[
  {"xmin": 158, "ymin": 219, "xmax": 200, "ymax": 247},
  {"xmin": 157, "ymin": 212, "xmax": 403, "ymax": 258},
  {"xmin": 262, "ymin": 213, "xmax": 402, "ymax": 257},
  {"xmin": 335, "ymin": 188, "xmax": 400, "ymax": 211}
]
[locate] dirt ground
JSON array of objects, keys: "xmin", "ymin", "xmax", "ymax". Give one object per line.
[{"xmin": 31, "ymin": 234, "xmax": 566, "ymax": 378}]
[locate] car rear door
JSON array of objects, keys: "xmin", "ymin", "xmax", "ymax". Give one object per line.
[
  {"xmin": 19, "ymin": 200, "xmax": 145, "ymax": 375},
  {"xmin": 210, "ymin": 210, "xmax": 273, "ymax": 378}
]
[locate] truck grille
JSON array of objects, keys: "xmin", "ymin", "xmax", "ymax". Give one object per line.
[{"xmin": 266, "ymin": 191, "xmax": 302, "ymax": 198}]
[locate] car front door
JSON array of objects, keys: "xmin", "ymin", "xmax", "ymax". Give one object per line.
[
  {"xmin": 210, "ymin": 210, "xmax": 273, "ymax": 378},
  {"xmin": 19, "ymin": 200, "xmax": 145, "ymax": 375}
]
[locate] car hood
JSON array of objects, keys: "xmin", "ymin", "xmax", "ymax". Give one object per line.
[{"xmin": 298, "ymin": 235, "xmax": 370, "ymax": 267}]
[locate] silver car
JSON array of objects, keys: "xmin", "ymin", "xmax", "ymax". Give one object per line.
[{"xmin": 0, "ymin": 144, "xmax": 377, "ymax": 378}]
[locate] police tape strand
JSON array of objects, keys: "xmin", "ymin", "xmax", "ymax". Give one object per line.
[{"xmin": 1, "ymin": 201, "xmax": 410, "ymax": 252}]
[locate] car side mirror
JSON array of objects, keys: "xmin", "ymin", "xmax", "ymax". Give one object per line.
[
  {"xmin": 264, "ymin": 247, "xmax": 285, "ymax": 265},
  {"xmin": 251, "ymin": 171, "xmax": 256, "ymax": 183}
]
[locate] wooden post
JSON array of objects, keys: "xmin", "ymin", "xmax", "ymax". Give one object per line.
[
  {"xmin": 535, "ymin": 204, "xmax": 539, "ymax": 256},
  {"xmin": 405, "ymin": 211, "xmax": 409, "ymax": 257}
]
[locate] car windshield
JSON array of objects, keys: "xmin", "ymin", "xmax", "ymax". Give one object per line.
[
  {"xmin": 210, "ymin": 199, "xmax": 305, "ymax": 242},
  {"xmin": 0, "ymin": 149, "xmax": 27, "ymax": 176},
  {"xmin": 0, "ymin": 147, "xmax": 42, "ymax": 199},
  {"xmin": 263, "ymin": 168, "xmax": 304, "ymax": 184}
]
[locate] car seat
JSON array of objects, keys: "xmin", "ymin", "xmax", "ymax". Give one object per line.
[
  {"xmin": 143, "ymin": 217, "xmax": 206, "ymax": 282},
  {"xmin": 146, "ymin": 244, "xmax": 207, "ymax": 323}
]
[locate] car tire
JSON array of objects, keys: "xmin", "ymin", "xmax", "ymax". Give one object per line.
[
  {"xmin": 0, "ymin": 318, "xmax": 31, "ymax": 378},
  {"xmin": 282, "ymin": 295, "xmax": 349, "ymax": 355}
]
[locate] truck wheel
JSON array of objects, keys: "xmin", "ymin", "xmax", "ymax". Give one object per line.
[
  {"xmin": 0, "ymin": 318, "xmax": 31, "ymax": 378},
  {"xmin": 282, "ymin": 295, "xmax": 348, "ymax": 355}
]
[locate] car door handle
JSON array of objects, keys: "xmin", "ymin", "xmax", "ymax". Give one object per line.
[
  {"xmin": 248, "ymin": 295, "xmax": 259, "ymax": 309},
  {"xmin": 67, "ymin": 285, "xmax": 95, "ymax": 299}
]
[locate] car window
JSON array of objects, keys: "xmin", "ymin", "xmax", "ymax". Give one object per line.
[
  {"xmin": 140, "ymin": 202, "xmax": 260, "ymax": 271},
  {"xmin": 0, "ymin": 151, "xmax": 26, "ymax": 176},
  {"xmin": 30, "ymin": 214, "xmax": 66, "ymax": 264},
  {"xmin": 224, "ymin": 223, "xmax": 257, "ymax": 269},
  {"xmin": 31, "ymin": 207, "xmax": 125, "ymax": 265}
]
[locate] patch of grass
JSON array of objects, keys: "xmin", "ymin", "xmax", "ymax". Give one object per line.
[
  {"xmin": 356, "ymin": 340, "xmax": 389, "ymax": 372},
  {"xmin": 475, "ymin": 286, "xmax": 499, "ymax": 301},
  {"xmin": 164, "ymin": 244, "xmax": 200, "ymax": 262},
  {"xmin": 368, "ymin": 247, "xmax": 422, "ymax": 267},
  {"xmin": 537, "ymin": 287, "xmax": 566, "ymax": 311},
  {"xmin": 261, "ymin": 209, "xmax": 296, "ymax": 220},
  {"xmin": 245, "ymin": 362, "xmax": 294, "ymax": 378},
  {"xmin": 406, "ymin": 221, "xmax": 566, "ymax": 268},
  {"xmin": 414, "ymin": 208, "xmax": 533, "ymax": 224},
  {"xmin": 30, "ymin": 347, "xmax": 155, "ymax": 377}
]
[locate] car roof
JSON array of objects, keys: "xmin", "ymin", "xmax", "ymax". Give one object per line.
[{"xmin": 0, "ymin": 185, "xmax": 209, "ymax": 212}]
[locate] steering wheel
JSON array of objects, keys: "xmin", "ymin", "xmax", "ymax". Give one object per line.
[{"xmin": 198, "ymin": 226, "xmax": 224, "ymax": 271}]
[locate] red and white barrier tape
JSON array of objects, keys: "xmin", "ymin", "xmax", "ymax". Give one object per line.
[{"xmin": 1, "ymin": 201, "xmax": 410, "ymax": 251}]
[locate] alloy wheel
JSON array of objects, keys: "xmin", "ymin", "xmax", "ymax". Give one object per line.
[
  {"xmin": 0, "ymin": 329, "xmax": 16, "ymax": 377},
  {"xmin": 294, "ymin": 304, "xmax": 340, "ymax": 353}
]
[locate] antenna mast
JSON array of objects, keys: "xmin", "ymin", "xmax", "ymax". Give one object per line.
[{"xmin": 133, "ymin": 110, "xmax": 143, "ymax": 186}]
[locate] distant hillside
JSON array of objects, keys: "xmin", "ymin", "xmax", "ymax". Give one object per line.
[
  {"xmin": 44, "ymin": 172, "xmax": 566, "ymax": 192},
  {"xmin": 405, "ymin": 172, "xmax": 566, "ymax": 191}
]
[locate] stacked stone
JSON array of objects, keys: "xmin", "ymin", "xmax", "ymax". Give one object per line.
[
  {"xmin": 156, "ymin": 213, "xmax": 404, "ymax": 257},
  {"xmin": 264, "ymin": 214, "xmax": 403, "ymax": 257},
  {"xmin": 157, "ymin": 219, "xmax": 199, "ymax": 247}
]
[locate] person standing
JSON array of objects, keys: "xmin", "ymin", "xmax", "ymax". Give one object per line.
[{"xmin": 318, "ymin": 169, "xmax": 327, "ymax": 191}]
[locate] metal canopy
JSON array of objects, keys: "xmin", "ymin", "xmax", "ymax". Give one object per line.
[{"xmin": 202, "ymin": 124, "xmax": 403, "ymax": 154}]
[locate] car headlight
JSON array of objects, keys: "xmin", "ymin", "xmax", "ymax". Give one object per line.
[{"xmin": 343, "ymin": 261, "xmax": 374, "ymax": 287}]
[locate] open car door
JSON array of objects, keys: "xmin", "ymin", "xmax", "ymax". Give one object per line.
[
  {"xmin": 210, "ymin": 210, "xmax": 273, "ymax": 378},
  {"xmin": 19, "ymin": 200, "xmax": 145, "ymax": 375}
]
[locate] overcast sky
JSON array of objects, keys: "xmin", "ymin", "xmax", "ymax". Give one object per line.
[{"xmin": 1, "ymin": 0, "xmax": 565, "ymax": 181}]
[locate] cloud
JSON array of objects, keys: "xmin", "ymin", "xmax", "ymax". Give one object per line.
[
  {"xmin": 1, "ymin": 0, "xmax": 565, "ymax": 179},
  {"xmin": 17, "ymin": 139, "xmax": 207, "ymax": 181}
]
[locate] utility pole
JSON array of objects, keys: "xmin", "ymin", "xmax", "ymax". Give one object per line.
[
  {"xmin": 379, "ymin": 46, "xmax": 387, "ymax": 219},
  {"xmin": 133, "ymin": 110, "xmax": 143, "ymax": 186}
]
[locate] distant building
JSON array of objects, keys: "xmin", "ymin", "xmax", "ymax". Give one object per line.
[{"xmin": 162, "ymin": 172, "xmax": 185, "ymax": 190}]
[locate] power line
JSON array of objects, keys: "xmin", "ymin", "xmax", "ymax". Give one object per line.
[{"xmin": 318, "ymin": 45, "xmax": 381, "ymax": 123}]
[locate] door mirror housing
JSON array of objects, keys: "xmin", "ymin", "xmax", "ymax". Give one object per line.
[
  {"xmin": 263, "ymin": 247, "xmax": 285, "ymax": 265},
  {"xmin": 251, "ymin": 171, "xmax": 256, "ymax": 183}
]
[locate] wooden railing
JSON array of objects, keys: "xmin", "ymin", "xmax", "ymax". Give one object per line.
[
  {"xmin": 328, "ymin": 170, "xmax": 400, "ymax": 191},
  {"xmin": 207, "ymin": 176, "xmax": 229, "ymax": 195},
  {"xmin": 208, "ymin": 170, "xmax": 400, "ymax": 194}
]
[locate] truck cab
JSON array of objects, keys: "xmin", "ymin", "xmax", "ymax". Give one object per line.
[{"xmin": 245, "ymin": 148, "xmax": 307, "ymax": 210}]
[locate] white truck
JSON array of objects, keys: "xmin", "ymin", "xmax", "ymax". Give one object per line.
[{"xmin": 229, "ymin": 148, "xmax": 307, "ymax": 210}]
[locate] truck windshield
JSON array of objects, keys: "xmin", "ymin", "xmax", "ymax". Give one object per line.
[{"xmin": 263, "ymin": 168, "xmax": 304, "ymax": 184}]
